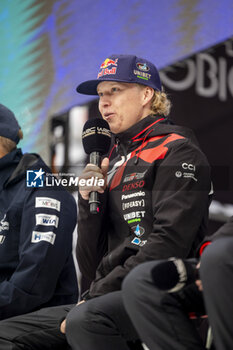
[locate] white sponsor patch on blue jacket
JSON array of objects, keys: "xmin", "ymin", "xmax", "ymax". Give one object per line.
[
  {"xmin": 0, "ymin": 214, "xmax": 9, "ymax": 232},
  {"xmin": 0, "ymin": 235, "xmax": 6, "ymax": 244},
  {"xmin": 31, "ymin": 231, "xmax": 56, "ymax": 245},
  {"xmin": 35, "ymin": 197, "xmax": 61, "ymax": 211},
  {"xmin": 35, "ymin": 214, "xmax": 59, "ymax": 227}
]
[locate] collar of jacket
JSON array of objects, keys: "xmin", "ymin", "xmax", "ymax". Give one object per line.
[
  {"xmin": 0, "ymin": 149, "xmax": 43, "ymax": 188},
  {"xmin": 114, "ymin": 114, "xmax": 167, "ymax": 155},
  {"xmin": 0, "ymin": 148, "xmax": 22, "ymax": 170},
  {"xmin": 0, "ymin": 149, "xmax": 23, "ymax": 191},
  {"xmin": 5, "ymin": 153, "xmax": 43, "ymax": 187}
]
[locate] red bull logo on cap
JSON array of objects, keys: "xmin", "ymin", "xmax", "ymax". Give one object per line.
[
  {"xmin": 100, "ymin": 58, "xmax": 118, "ymax": 69},
  {"xmin": 98, "ymin": 58, "xmax": 118, "ymax": 79}
]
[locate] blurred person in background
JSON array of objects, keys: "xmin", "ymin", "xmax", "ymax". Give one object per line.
[
  {"xmin": 121, "ymin": 216, "xmax": 233, "ymax": 350},
  {"xmin": 200, "ymin": 216, "xmax": 233, "ymax": 350},
  {"xmin": 0, "ymin": 103, "xmax": 78, "ymax": 321}
]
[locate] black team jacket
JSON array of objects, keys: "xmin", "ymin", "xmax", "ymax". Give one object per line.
[{"xmin": 77, "ymin": 115, "xmax": 212, "ymax": 299}]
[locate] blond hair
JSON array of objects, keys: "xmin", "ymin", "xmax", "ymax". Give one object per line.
[
  {"xmin": 0, "ymin": 129, "xmax": 23, "ymax": 153},
  {"xmin": 137, "ymin": 84, "xmax": 171, "ymax": 116},
  {"xmin": 150, "ymin": 90, "xmax": 171, "ymax": 116}
]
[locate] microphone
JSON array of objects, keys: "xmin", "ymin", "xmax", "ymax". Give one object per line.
[
  {"xmin": 82, "ymin": 118, "xmax": 111, "ymax": 214},
  {"xmin": 151, "ymin": 258, "xmax": 198, "ymax": 293}
]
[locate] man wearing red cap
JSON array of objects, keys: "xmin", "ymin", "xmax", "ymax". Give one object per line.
[{"xmin": 0, "ymin": 55, "xmax": 211, "ymax": 350}]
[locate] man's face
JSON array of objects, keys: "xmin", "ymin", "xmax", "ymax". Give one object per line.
[{"xmin": 97, "ymin": 81, "xmax": 149, "ymax": 134}]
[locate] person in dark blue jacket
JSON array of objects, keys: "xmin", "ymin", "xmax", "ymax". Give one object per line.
[{"xmin": 0, "ymin": 103, "xmax": 78, "ymax": 320}]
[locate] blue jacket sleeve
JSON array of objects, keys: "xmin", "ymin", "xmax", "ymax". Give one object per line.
[{"xmin": 0, "ymin": 188, "xmax": 77, "ymax": 320}]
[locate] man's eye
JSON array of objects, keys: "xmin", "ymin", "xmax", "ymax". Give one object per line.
[
  {"xmin": 98, "ymin": 92, "xmax": 103, "ymax": 97},
  {"xmin": 112, "ymin": 87, "xmax": 118, "ymax": 92}
]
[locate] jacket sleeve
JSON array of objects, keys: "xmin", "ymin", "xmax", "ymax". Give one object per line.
[
  {"xmin": 0, "ymin": 188, "xmax": 77, "ymax": 320},
  {"xmin": 76, "ymin": 193, "xmax": 108, "ymax": 281},
  {"xmin": 211, "ymin": 216, "xmax": 233, "ymax": 239},
  {"xmin": 198, "ymin": 215, "xmax": 233, "ymax": 256},
  {"xmin": 88, "ymin": 139, "xmax": 212, "ymax": 297}
]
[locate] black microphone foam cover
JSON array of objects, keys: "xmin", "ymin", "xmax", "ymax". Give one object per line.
[
  {"xmin": 151, "ymin": 261, "xmax": 180, "ymax": 291},
  {"xmin": 82, "ymin": 118, "xmax": 111, "ymax": 155},
  {"xmin": 151, "ymin": 259, "xmax": 197, "ymax": 293}
]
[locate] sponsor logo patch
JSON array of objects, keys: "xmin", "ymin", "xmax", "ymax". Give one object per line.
[
  {"xmin": 0, "ymin": 235, "xmax": 6, "ymax": 244},
  {"xmin": 31, "ymin": 231, "xmax": 56, "ymax": 245},
  {"xmin": 36, "ymin": 214, "xmax": 59, "ymax": 227},
  {"xmin": 35, "ymin": 197, "xmax": 61, "ymax": 212},
  {"xmin": 136, "ymin": 62, "xmax": 150, "ymax": 72},
  {"xmin": 124, "ymin": 211, "xmax": 145, "ymax": 221},
  {"xmin": 182, "ymin": 163, "xmax": 196, "ymax": 171},
  {"xmin": 122, "ymin": 180, "xmax": 145, "ymax": 192},
  {"xmin": 134, "ymin": 70, "xmax": 151, "ymax": 81},
  {"xmin": 132, "ymin": 224, "xmax": 145, "ymax": 237},
  {"xmin": 0, "ymin": 214, "xmax": 9, "ymax": 232},
  {"xmin": 131, "ymin": 237, "xmax": 147, "ymax": 246},
  {"xmin": 121, "ymin": 191, "xmax": 145, "ymax": 200},
  {"xmin": 123, "ymin": 171, "xmax": 146, "ymax": 183},
  {"xmin": 100, "ymin": 58, "xmax": 118, "ymax": 69},
  {"xmin": 175, "ymin": 171, "xmax": 182, "ymax": 178},
  {"xmin": 122, "ymin": 199, "xmax": 145, "ymax": 210},
  {"xmin": 175, "ymin": 170, "xmax": 197, "ymax": 182},
  {"xmin": 97, "ymin": 58, "xmax": 118, "ymax": 78},
  {"xmin": 175, "ymin": 162, "xmax": 197, "ymax": 182}
]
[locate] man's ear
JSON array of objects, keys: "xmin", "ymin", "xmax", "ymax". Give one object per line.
[{"xmin": 142, "ymin": 86, "xmax": 154, "ymax": 106}]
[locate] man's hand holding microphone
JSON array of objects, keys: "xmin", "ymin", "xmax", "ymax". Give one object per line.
[
  {"xmin": 80, "ymin": 118, "xmax": 111, "ymax": 213},
  {"xmin": 79, "ymin": 157, "xmax": 109, "ymax": 201}
]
